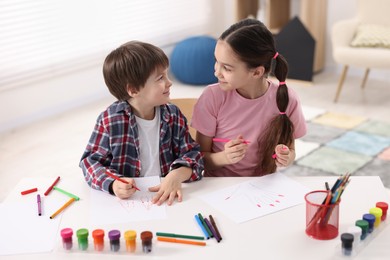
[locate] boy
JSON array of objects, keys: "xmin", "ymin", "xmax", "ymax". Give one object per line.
[{"xmin": 80, "ymin": 41, "xmax": 204, "ymax": 206}]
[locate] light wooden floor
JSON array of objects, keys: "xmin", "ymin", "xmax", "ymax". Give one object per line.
[{"xmin": 1, "ymin": 70, "xmax": 390, "ymax": 202}]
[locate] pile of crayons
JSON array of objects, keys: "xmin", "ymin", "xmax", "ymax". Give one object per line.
[
  {"xmin": 306, "ymin": 173, "xmax": 351, "ymax": 233},
  {"xmin": 20, "ymin": 176, "xmax": 80, "ymax": 219},
  {"xmin": 194, "ymin": 213, "xmax": 222, "ymax": 243}
]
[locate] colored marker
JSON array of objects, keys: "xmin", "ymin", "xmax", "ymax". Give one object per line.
[
  {"xmin": 195, "ymin": 214, "xmax": 209, "ymax": 239},
  {"xmin": 53, "ymin": 186, "xmax": 80, "ymax": 201},
  {"xmin": 204, "ymin": 217, "xmax": 221, "ymax": 242},
  {"xmin": 209, "ymin": 215, "xmax": 222, "ymax": 241},
  {"xmin": 157, "ymin": 236, "xmax": 206, "ymax": 246},
  {"xmin": 21, "ymin": 187, "xmax": 38, "ymax": 195},
  {"xmin": 198, "ymin": 213, "xmax": 213, "ymax": 238},
  {"xmin": 212, "ymin": 138, "xmax": 250, "ymax": 144},
  {"xmin": 156, "ymin": 232, "xmax": 204, "ymax": 241},
  {"xmin": 37, "ymin": 194, "xmax": 42, "ymax": 216},
  {"xmin": 44, "ymin": 176, "xmax": 60, "ymax": 196},
  {"xmin": 105, "ymin": 171, "xmax": 140, "ymax": 191},
  {"xmin": 50, "ymin": 198, "xmax": 75, "ymax": 219}
]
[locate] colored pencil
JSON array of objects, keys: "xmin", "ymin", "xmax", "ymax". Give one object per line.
[
  {"xmin": 44, "ymin": 176, "xmax": 60, "ymax": 196},
  {"xmin": 105, "ymin": 171, "xmax": 140, "ymax": 191},
  {"xmin": 53, "ymin": 186, "xmax": 80, "ymax": 201},
  {"xmin": 156, "ymin": 232, "xmax": 204, "ymax": 240},
  {"xmin": 212, "ymin": 138, "xmax": 250, "ymax": 144},
  {"xmin": 157, "ymin": 236, "xmax": 206, "ymax": 246},
  {"xmin": 21, "ymin": 187, "xmax": 38, "ymax": 195},
  {"xmin": 49, "ymin": 198, "xmax": 75, "ymax": 219}
]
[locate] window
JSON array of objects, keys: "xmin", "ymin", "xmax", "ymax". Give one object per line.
[{"xmin": 0, "ymin": 0, "xmax": 212, "ymax": 90}]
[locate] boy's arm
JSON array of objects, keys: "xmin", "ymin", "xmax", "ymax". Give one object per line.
[{"xmin": 79, "ymin": 118, "xmax": 116, "ymax": 193}]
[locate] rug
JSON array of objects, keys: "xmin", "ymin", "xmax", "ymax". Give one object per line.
[{"xmin": 281, "ymin": 106, "xmax": 390, "ymax": 189}]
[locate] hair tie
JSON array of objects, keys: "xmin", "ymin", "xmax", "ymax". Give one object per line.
[
  {"xmin": 279, "ymin": 81, "xmax": 286, "ymax": 86},
  {"xmin": 279, "ymin": 112, "xmax": 286, "ymax": 115},
  {"xmin": 273, "ymin": 52, "xmax": 279, "ymax": 59}
]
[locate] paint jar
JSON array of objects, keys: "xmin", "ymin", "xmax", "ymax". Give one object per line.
[
  {"xmin": 108, "ymin": 229, "xmax": 121, "ymax": 252},
  {"xmin": 124, "ymin": 230, "xmax": 137, "ymax": 253},
  {"xmin": 305, "ymin": 190, "xmax": 339, "ymax": 240},
  {"xmin": 369, "ymin": 207, "xmax": 383, "ymax": 228},
  {"xmin": 76, "ymin": 228, "xmax": 89, "ymax": 251},
  {"xmin": 340, "ymin": 233, "xmax": 354, "ymax": 256},
  {"xmin": 92, "ymin": 229, "xmax": 105, "ymax": 252},
  {"xmin": 60, "ymin": 228, "xmax": 73, "ymax": 250},
  {"xmin": 363, "ymin": 213, "xmax": 376, "ymax": 233},
  {"xmin": 140, "ymin": 231, "xmax": 153, "ymax": 253},
  {"xmin": 376, "ymin": 202, "xmax": 388, "ymax": 221},
  {"xmin": 355, "ymin": 220, "xmax": 369, "ymax": 240}
]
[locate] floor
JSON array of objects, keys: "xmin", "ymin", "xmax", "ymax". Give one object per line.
[{"xmin": 1, "ymin": 70, "xmax": 390, "ymax": 202}]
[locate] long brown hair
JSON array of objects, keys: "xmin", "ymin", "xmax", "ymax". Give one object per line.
[{"xmin": 220, "ymin": 18, "xmax": 294, "ymax": 174}]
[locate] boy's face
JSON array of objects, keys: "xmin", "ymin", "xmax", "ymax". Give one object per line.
[{"xmin": 133, "ymin": 66, "xmax": 172, "ymax": 107}]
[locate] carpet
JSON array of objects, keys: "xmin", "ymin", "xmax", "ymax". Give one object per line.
[{"xmin": 281, "ymin": 106, "xmax": 390, "ymax": 189}]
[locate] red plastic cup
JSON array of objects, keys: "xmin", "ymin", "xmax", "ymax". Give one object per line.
[{"xmin": 305, "ymin": 190, "xmax": 340, "ymax": 240}]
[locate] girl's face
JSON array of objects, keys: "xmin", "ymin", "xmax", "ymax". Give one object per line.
[{"xmin": 214, "ymin": 40, "xmax": 254, "ymax": 92}]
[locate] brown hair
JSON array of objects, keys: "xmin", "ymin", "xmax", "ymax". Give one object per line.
[
  {"xmin": 220, "ymin": 18, "xmax": 294, "ymax": 174},
  {"xmin": 102, "ymin": 41, "xmax": 169, "ymax": 100}
]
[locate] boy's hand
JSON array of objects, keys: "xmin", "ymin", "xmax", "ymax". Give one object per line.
[
  {"xmin": 149, "ymin": 167, "xmax": 192, "ymax": 206},
  {"xmin": 112, "ymin": 178, "xmax": 137, "ymax": 199},
  {"xmin": 223, "ymin": 135, "xmax": 248, "ymax": 164}
]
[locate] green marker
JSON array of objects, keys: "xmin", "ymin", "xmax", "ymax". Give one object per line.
[
  {"xmin": 156, "ymin": 232, "xmax": 205, "ymax": 240},
  {"xmin": 198, "ymin": 213, "xmax": 213, "ymax": 238},
  {"xmin": 53, "ymin": 186, "xmax": 80, "ymax": 201}
]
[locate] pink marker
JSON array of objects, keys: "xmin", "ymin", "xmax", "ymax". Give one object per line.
[{"xmin": 212, "ymin": 138, "xmax": 250, "ymax": 144}]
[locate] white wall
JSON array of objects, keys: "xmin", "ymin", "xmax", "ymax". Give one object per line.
[{"xmin": 1, "ymin": 0, "xmax": 389, "ymax": 133}]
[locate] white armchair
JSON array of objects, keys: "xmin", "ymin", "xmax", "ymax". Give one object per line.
[{"xmin": 331, "ymin": 0, "xmax": 390, "ymax": 102}]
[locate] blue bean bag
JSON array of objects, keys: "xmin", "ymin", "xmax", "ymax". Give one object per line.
[{"xmin": 170, "ymin": 36, "xmax": 217, "ymax": 85}]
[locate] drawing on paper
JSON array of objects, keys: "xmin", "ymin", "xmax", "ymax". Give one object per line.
[{"xmin": 118, "ymin": 193, "xmax": 154, "ymax": 212}]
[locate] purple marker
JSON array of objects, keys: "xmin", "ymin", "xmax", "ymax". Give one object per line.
[
  {"xmin": 204, "ymin": 217, "xmax": 221, "ymax": 242},
  {"xmin": 37, "ymin": 194, "xmax": 42, "ymax": 216}
]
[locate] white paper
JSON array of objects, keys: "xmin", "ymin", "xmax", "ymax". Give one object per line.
[
  {"xmin": 200, "ymin": 173, "xmax": 310, "ymax": 223},
  {"xmin": 90, "ymin": 176, "xmax": 167, "ymax": 225}
]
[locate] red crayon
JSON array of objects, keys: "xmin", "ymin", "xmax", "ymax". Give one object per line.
[{"xmin": 21, "ymin": 188, "xmax": 38, "ymax": 195}]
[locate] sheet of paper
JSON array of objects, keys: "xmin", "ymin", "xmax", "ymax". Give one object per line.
[
  {"xmin": 0, "ymin": 195, "xmax": 63, "ymax": 255},
  {"xmin": 200, "ymin": 173, "xmax": 310, "ymax": 223},
  {"xmin": 90, "ymin": 176, "xmax": 167, "ymax": 225}
]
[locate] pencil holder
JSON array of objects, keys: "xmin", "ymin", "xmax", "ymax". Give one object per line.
[{"xmin": 305, "ymin": 190, "xmax": 340, "ymax": 240}]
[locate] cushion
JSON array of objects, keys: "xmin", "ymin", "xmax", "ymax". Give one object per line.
[
  {"xmin": 350, "ymin": 24, "xmax": 390, "ymax": 48},
  {"xmin": 170, "ymin": 36, "xmax": 217, "ymax": 85}
]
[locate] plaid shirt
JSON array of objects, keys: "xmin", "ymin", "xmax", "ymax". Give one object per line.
[{"xmin": 79, "ymin": 100, "xmax": 204, "ymax": 193}]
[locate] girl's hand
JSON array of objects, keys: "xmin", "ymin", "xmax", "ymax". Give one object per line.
[
  {"xmin": 273, "ymin": 144, "xmax": 290, "ymax": 167},
  {"xmin": 223, "ymin": 135, "xmax": 248, "ymax": 164},
  {"xmin": 112, "ymin": 178, "xmax": 137, "ymax": 199}
]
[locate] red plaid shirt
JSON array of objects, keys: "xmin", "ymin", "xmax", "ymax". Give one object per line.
[{"xmin": 80, "ymin": 101, "xmax": 204, "ymax": 193}]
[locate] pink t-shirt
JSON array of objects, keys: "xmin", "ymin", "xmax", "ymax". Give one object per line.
[{"xmin": 191, "ymin": 81, "xmax": 307, "ymax": 177}]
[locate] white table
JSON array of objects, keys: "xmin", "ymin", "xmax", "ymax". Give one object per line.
[{"xmin": 2, "ymin": 175, "xmax": 389, "ymax": 260}]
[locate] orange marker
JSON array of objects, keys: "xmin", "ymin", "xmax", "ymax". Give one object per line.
[
  {"xmin": 49, "ymin": 198, "xmax": 75, "ymax": 219},
  {"xmin": 157, "ymin": 236, "xmax": 206, "ymax": 246},
  {"xmin": 21, "ymin": 188, "xmax": 38, "ymax": 195}
]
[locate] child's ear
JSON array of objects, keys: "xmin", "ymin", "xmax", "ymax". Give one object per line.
[
  {"xmin": 252, "ymin": 66, "xmax": 265, "ymax": 78},
  {"xmin": 127, "ymin": 84, "xmax": 139, "ymax": 97}
]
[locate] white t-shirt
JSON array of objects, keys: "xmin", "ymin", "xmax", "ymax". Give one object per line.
[
  {"xmin": 191, "ymin": 81, "xmax": 307, "ymax": 177},
  {"xmin": 135, "ymin": 107, "xmax": 161, "ymax": 177}
]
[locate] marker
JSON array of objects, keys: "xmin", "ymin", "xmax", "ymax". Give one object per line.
[
  {"xmin": 37, "ymin": 194, "xmax": 42, "ymax": 216},
  {"xmin": 44, "ymin": 176, "xmax": 60, "ymax": 196},
  {"xmin": 195, "ymin": 214, "xmax": 209, "ymax": 239},
  {"xmin": 209, "ymin": 215, "xmax": 222, "ymax": 241},
  {"xmin": 156, "ymin": 232, "xmax": 204, "ymax": 241},
  {"xmin": 212, "ymin": 138, "xmax": 250, "ymax": 144},
  {"xmin": 50, "ymin": 198, "xmax": 75, "ymax": 219},
  {"xmin": 204, "ymin": 218, "xmax": 221, "ymax": 242},
  {"xmin": 198, "ymin": 213, "xmax": 213, "ymax": 238},
  {"xmin": 157, "ymin": 236, "xmax": 206, "ymax": 246},
  {"xmin": 53, "ymin": 186, "xmax": 80, "ymax": 201},
  {"xmin": 21, "ymin": 187, "xmax": 38, "ymax": 195},
  {"xmin": 105, "ymin": 171, "xmax": 140, "ymax": 191}
]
